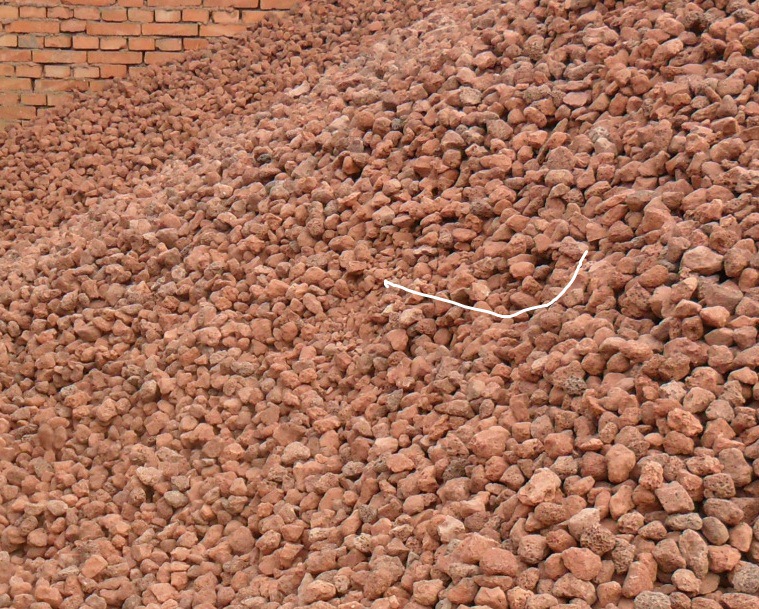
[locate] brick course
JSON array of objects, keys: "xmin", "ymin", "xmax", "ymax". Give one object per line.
[{"xmin": 0, "ymin": 0, "xmax": 297, "ymax": 129}]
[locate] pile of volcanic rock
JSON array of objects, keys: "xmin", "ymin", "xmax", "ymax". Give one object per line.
[{"xmin": 0, "ymin": 0, "xmax": 757, "ymax": 609}]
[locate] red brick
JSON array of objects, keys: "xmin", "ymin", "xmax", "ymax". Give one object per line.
[
  {"xmin": 34, "ymin": 79, "xmax": 88, "ymax": 92},
  {"xmin": 142, "ymin": 23, "xmax": 197, "ymax": 36},
  {"xmin": 0, "ymin": 93, "xmax": 19, "ymax": 105},
  {"xmin": 127, "ymin": 8, "xmax": 153, "ymax": 22},
  {"xmin": 21, "ymin": 92, "xmax": 48, "ymax": 106},
  {"xmin": 0, "ymin": 6, "xmax": 20, "ymax": 19},
  {"xmin": 44, "ymin": 64, "xmax": 71, "ymax": 78},
  {"xmin": 206, "ymin": 0, "xmax": 258, "ymax": 6},
  {"xmin": 47, "ymin": 92, "xmax": 75, "ymax": 107},
  {"xmin": 45, "ymin": 35, "xmax": 73, "ymax": 49},
  {"xmin": 118, "ymin": 0, "xmax": 143, "ymax": 6},
  {"xmin": 19, "ymin": 6, "xmax": 46, "ymax": 19},
  {"xmin": 155, "ymin": 9, "xmax": 181, "ymax": 22},
  {"xmin": 87, "ymin": 22, "xmax": 140, "ymax": 36},
  {"xmin": 60, "ymin": 20, "xmax": 86, "ymax": 33},
  {"xmin": 87, "ymin": 50, "xmax": 142, "ymax": 64},
  {"xmin": 144, "ymin": 51, "xmax": 181, "ymax": 64},
  {"xmin": 241, "ymin": 10, "xmax": 265, "ymax": 24},
  {"xmin": 182, "ymin": 8, "xmax": 209, "ymax": 22},
  {"xmin": 99, "ymin": 64, "xmax": 128, "ymax": 78},
  {"xmin": 0, "ymin": 50, "xmax": 32, "ymax": 62},
  {"xmin": 128, "ymin": 36, "xmax": 155, "ymax": 51},
  {"xmin": 48, "ymin": 7, "xmax": 74, "ymax": 19},
  {"xmin": 73, "ymin": 65, "xmax": 99, "ymax": 78},
  {"xmin": 128, "ymin": 65, "xmax": 151, "ymax": 79},
  {"xmin": 73, "ymin": 7, "xmax": 99, "ymax": 20},
  {"xmin": 62, "ymin": 0, "xmax": 117, "ymax": 6},
  {"xmin": 0, "ymin": 65, "xmax": 14, "ymax": 77},
  {"xmin": 147, "ymin": 0, "xmax": 200, "ymax": 6},
  {"xmin": 199, "ymin": 23, "xmax": 247, "ymax": 36},
  {"xmin": 101, "ymin": 7, "xmax": 127, "ymax": 21},
  {"xmin": 0, "ymin": 34, "xmax": 18, "ymax": 46},
  {"xmin": 0, "ymin": 77, "xmax": 32, "ymax": 91},
  {"xmin": 7, "ymin": 20, "xmax": 60, "ymax": 34},
  {"xmin": 156, "ymin": 37, "xmax": 182, "ymax": 51},
  {"xmin": 0, "ymin": 105, "xmax": 37, "ymax": 120},
  {"xmin": 33, "ymin": 49, "xmax": 87, "ymax": 63},
  {"xmin": 183, "ymin": 38, "xmax": 209, "ymax": 50},
  {"xmin": 100, "ymin": 36, "xmax": 126, "ymax": 50},
  {"xmin": 16, "ymin": 64, "xmax": 43, "ymax": 78},
  {"xmin": 72, "ymin": 35, "xmax": 99, "ymax": 50},
  {"xmin": 90, "ymin": 80, "xmax": 112, "ymax": 91},
  {"xmin": 17, "ymin": 35, "xmax": 41, "ymax": 49},
  {"xmin": 260, "ymin": 0, "xmax": 296, "ymax": 7},
  {"xmin": 213, "ymin": 10, "xmax": 240, "ymax": 23}
]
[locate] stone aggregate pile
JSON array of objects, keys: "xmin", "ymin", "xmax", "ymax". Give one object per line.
[{"xmin": 0, "ymin": 0, "xmax": 758, "ymax": 608}]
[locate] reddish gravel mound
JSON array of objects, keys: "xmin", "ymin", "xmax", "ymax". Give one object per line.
[{"xmin": 0, "ymin": 0, "xmax": 758, "ymax": 609}]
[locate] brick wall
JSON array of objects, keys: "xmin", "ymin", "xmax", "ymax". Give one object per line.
[{"xmin": 0, "ymin": 0, "xmax": 297, "ymax": 129}]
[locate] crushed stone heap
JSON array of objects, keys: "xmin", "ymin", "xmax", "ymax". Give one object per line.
[{"xmin": 0, "ymin": 0, "xmax": 758, "ymax": 608}]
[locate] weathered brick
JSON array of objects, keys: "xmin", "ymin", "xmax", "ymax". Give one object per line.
[
  {"xmin": 260, "ymin": 0, "xmax": 296, "ymax": 7},
  {"xmin": 101, "ymin": 7, "xmax": 127, "ymax": 21},
  {"xmin": 142, "ymin": 23, "xmax": 198, "ymax": 36},
  {"xmin": 33, "ymin": 49, "xmax": 87, "ymax": 63},
  {"xmin": 60, "ymin": 20, "xmax": 87, "ymax": 33},
  {"xmin": 0, "ymin": 105, "xmax": 37, "ymax": 120},
  {"xmin": 73, "ymin": 7, "xmax": 99, "ymax": 20},
  {"xmin": 144, "ymin": 51, "xmax": 182, "ymax": 64},
  {"xmin": 0, "ymin": 34, "xmax": 18, "ymax": 47},
  {"xmin": 0, "ymin": 93, "xmax": 20, "ymax": 105},
  {"xmin": 0, "ymin": 50, "xmax": 32, "ymax": 62},
  {"xmin": 34, "ymin": 78, "xmax": 88, "ymax": 92},
  {"xmin": 62, "ymin": 0, "xmax": 115, "ymax": 6},
  {"xmin": 128, "ymin": 37, "xmax": 155, "ymax": 51},
  {"xmin": 72, "ymin": 65, "xmax": 99, "ymax": 78},
  {"xmin": 0, "ymin": 6, "xmax": 20, "ymax": 20},
  {"xmin": 87, "ymin": 50, "xmax": 142, "ymax": 64},
  {"xmin": 20, "ymin": 7, "xmax": 47, "ymax": 19},
  {"xmin": 155, "ymin": 9, "xmax": 181, "ymax": 22},
  {"xmin": 199, "ymin": 23, "xmax": 247, "ymax": 36},
  {"xmin": 0, "ymin": 77, "xmax": 33, "ymax": 91},
  {"xmin": 44, "ymin": 35, "xmax": 73, "ymax": 49},
  {"xmin": 156, "ymin": 37, "xmax": 182, "ymax": 51},
  {"xmin": 118, "ymin": 0, "xmax": 143, "ymax": 6},
  {"xmin": 99, "ymin": 64, "xmax": 128, "ymax": 78},
  {"xmin": 90, "ymin": 80, "xmax": 112, "ymax": 91},
  {"xmin": 128, "ymin": 65, "xmax": 151, "ymax": 79},
  {"xmin": 46, "ymin": 92, "xmax": 75, "ymax": 107},
  {"xmin": 44, "ymin": 64, "xmax": 72, "ymax": 78},
  {"xmin": 127, "ymin": 8, "xmax": 153, "ymax": 22},
  {"xmin": 213, "ymin": 10, "xmax": 240, "ymax": 23},
  {"xmin": 21, "ymin": 92, "xmax": 48, "ymax": 106},
  {"xmin": 48, "ymin": 7, "xmax": 74, "ymax": 19},
  {"xmin": 87, "ymin": 22, "xmax": 141, "ymax": 36},
  {"xmin": 16, "ymin": 64, "xmax": 43, "ymax": 78},
  {"xmin": 183, "ymin": 38, "xmax": 209, "ymax": 50},
  {"xmin": 0, "ymin": 65, "xmax": 14, "ymax": 77},
  {"xmin": 72, "ymin": 35, "xmax": 99, "ymax": 50},
  {"xmin": 100, "ymin": 36, "xmax": 127, "ymax": 50},
  {"xmin": 182, "ymin": 8, "xmax": 210, "ymax": 22},
  {"xmin": 8, "ymin": 20, "xmax": 60, "ymax": 34},
  {"xmin": 17, "ymin": 35, "xmax": 42, "ymax": 49},
  {"xmin": 241, "ymin": 10, "xmax": 265, "ymax": 24},
  {"xmin": 147, "ymin": 0, "xmax": 201, "ymax": 6},
  {"xmin": 206, "ymin": 0, "xmax": 259, "ymax": 6}
]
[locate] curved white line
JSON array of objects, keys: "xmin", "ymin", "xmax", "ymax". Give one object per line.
[{"xmin": 383, "ymin": 249, "xmax": 588, "ymax": 319}]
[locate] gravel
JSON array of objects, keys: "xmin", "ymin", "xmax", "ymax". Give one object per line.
[{"xmin": 0, "ymin": 0, "xmax": 758, "ymax": 607}]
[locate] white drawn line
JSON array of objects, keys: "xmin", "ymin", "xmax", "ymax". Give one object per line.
[{"xmin": 383, "ymin": 249, "xmax": 588, "ymax": 319}]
